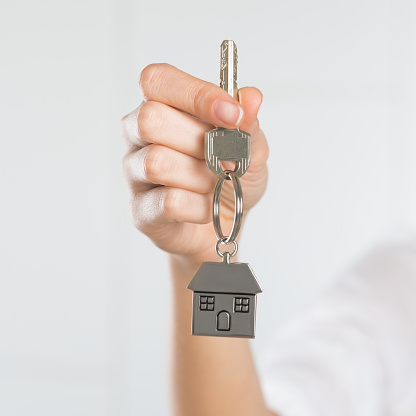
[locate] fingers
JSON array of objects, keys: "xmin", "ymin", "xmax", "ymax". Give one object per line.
[
  {"xmin": 122, "ymin": 63, "xmax": 264, "ymax": 155},
  {"xmin": 120, "ymin": 103, "xmax": 150, "ymax": 150},
  {"xmin": 121, "ymin": 86, "xmax": 264, "ymax": 159},
  {"xmin": 139, "ymin": 63, "xmax": 244, "ymax": 129},
  {"xmin": 121, "ymin": 100, "xmax": 211, "ymax": 159},
  {"xmin": 238, "ymin": 87, "xmax": 269, "ymax": 171},
  {"xmin": 130, "ymin": 186, "xmax": 212, "ymax": 233},
  {"xmin": 121, "ymin": 63, "xmax": 268, "ymax": 208},
  {"xmin": 123, "ymin": 144, "xmax": 217, "ymax": 193},
  {"xmin": 238, "ymin": 87, "xmax": 263, "ymax": 135}
]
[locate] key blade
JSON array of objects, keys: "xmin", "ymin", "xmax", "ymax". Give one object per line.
[{"xmin": 220, "ymin": 40, "xmax": 238, "ymax": 99}]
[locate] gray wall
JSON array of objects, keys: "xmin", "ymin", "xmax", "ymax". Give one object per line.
[{"xmin": 1, "ymin": 0, "xmax": 416, "ymax": 415}]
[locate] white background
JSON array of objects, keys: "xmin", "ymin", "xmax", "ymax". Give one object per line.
[{"xmin": 1, "ymin": 0, "xmax": 416, "ymax": 415}]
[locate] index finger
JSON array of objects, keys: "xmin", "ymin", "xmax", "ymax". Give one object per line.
[{"xmin": 139, "ymin": 63, "xmax": 244, "ymax": 129}]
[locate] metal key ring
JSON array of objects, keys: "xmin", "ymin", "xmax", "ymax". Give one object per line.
[
  {"xmin": 213, "ymin": 170, "xmax": 243, "ymax": 244},
  {"xmin": 215, "ymin": 237, "xmax": 238, "ymax": 258}
]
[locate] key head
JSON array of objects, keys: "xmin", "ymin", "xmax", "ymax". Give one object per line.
[{"xmin": 205, "ymin": 127, "xmax": 251, "ymax": 179}]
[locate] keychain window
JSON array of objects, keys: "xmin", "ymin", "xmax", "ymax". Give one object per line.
[
  {"xmin": 199, "ymin": 296, "xmax": 215, "ymax": 311},
  {"xmin": 234, "ymin": 297, "xmax": 250, "ymax": 313}
]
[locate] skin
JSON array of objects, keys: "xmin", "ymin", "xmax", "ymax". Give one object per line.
[{"xmin": 121, "ymin": 63, "xmax": 277, "ymax": 416}]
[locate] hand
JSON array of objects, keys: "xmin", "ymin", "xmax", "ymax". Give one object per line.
[{"xmin": 121, "ymin": 63, "xmax": 269, "ymax": 266}]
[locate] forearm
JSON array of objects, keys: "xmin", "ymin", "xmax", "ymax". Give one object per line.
[{"xmin": 169, "ymin": 253, "xmax": 272, "ymax": 416}]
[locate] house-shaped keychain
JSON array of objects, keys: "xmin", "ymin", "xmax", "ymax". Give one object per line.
[{"xmin": 187, "ymin": 260, "xmax": 262, "ymax": 338}]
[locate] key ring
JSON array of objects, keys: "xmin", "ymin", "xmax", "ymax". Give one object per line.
[
  {"xmin": 215, "ymin": 237, "xmax": 238, "ymax": 259},
  {"xmin": 212, "ymin": 169, "xmax": 243, "ymax": 244},
  {"xmin": 187, "ymin": 40, "xmax": 263, "ymax": 339}
]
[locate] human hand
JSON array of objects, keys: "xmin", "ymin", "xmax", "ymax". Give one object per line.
[{"xmin": 121, "ymin": 64, "xmax": 269, "ymax": 266}]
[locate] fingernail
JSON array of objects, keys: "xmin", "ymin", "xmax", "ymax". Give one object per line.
[{"xmin": 213, "ymin": 101, "xmax": 244, "ymax": 126}]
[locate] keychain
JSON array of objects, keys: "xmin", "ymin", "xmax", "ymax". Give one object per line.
[{"xmin": 187, "ymin": 40, "xmax": 262, "ymax": 338}]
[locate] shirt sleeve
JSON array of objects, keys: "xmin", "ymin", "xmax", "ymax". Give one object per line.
[{"xmin": 257, "ymin": 236, "xmax": 416, "ymax": 416}]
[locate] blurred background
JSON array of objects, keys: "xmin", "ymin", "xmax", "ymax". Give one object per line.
[{"xmin": 1, "ymin": 0, "xmax": 416, "ymax": 414}]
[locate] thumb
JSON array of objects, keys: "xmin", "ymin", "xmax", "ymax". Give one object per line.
[{"xmin": 238, "ymin": 87, "xmax": 263, "ymax": 134}]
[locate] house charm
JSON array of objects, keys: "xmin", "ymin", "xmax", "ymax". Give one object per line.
[{"xmin": 187, "ymin": 260, "xmax": 262, "ymax": 338}]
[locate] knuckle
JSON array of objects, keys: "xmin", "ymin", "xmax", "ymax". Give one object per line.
[
  {"xmin": 122, "ymin": 150, "xmax": 141, "ymax": 185},
  {"xmin": 189, "ymin": 80, "xmax": 211, "ymax": 115},
  {"xmin": 137, "ymin": 101, "xmax": 156, "ymax": 140},
  {"xmin": 143, "ymin": 144, "xmax": 166, "ymax": 184},
  {"xmin": 121, "ymin": 151, "xmax": 132, "ymax": 181},
  {"xmin": 120, "ymin": 107, "xmax": 139, "ymax": 146},
  {"xmin": 130, "ymin": 195, "xmax": 147, "ymax": 233},
  {"xmin": 130, "ymin": 191, "xmax": 160, "ymax": 234},
  {"xmin": 120, "ymin": 115, "xmax": 128, "ymax": 143},
  {"xmin": 120, "ymin": 121, "xmax": 129, "ymax": 147},
  {"xmin": 139, "ymin": 64, "xmax": 158, "ymax": 98},
  {"xmin": 139, "ymin": 63, "xmax": 169, "ymax": 99},
  {"xmin": 163, "ymin": 188, "xmax": 181, "ymax": 222}
]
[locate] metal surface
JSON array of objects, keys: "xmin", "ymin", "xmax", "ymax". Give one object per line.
[
  {"xmin": 205, "ymin": 40, "xmax": 252, "ymax": 179},
  {"xmin": 205, "ymin": 128, "xmax": 251, "ymax": 179},
  {"xmin": 188, "ymin": 261, "xmax": 262, "ymax": 294},
  {"xmin": 188, "ymin": 40, "xmax": 262, "ymax": 339},
  {"xmin": 215, "ymin": 238, "xmax": 238, "ymax": 259},
  {"xmin": 220, "ymin": 40, "xmax": 238, "ymax": 100},
  {"xmin": 213, "ymin": 171, "xmax": 243, "ymax": 244},
  {"xmin": 187, "ymin": 261, "xmax": 262, "ymax": 338}
]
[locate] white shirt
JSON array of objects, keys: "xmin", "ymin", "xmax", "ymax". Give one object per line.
[{"xmin": 258, "ymin": 234, "xmax": 416, "ymax": 416}]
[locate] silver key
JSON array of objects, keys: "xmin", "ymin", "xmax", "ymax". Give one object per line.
[
  {"xmin": 205, "ymin": 40, "xmax": 251, "ymax": 180},
  {"xmin": 188, "ymin": 41, "xmax": 262, "ymax": 339},
  {"xmin": 220, "ymin": 38, "xmax": 238, "ymax": 99}
]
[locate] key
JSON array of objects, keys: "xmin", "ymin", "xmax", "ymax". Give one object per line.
[
  {"xmin": 187, "ymin": 40, "xmax": 262, "ymax": 339},
  {"xmin": 205, "ymin": 40, "xmax": 251, "ymax": 180},
  {"xmin": 220, "ymin": 38, "xmax": 238, "ymax": 99}
]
